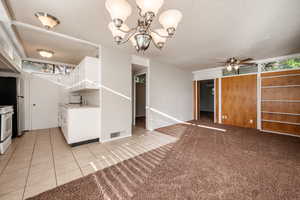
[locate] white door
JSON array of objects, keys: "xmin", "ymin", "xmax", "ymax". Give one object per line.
[{"xmin": 30, "ymin": 76, "xmax": 59, "ymax": 130}]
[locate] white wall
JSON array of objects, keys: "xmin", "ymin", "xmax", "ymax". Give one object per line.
[
  {"xmin": 148, "ymin": 61, "xmax": 193, "ymax": 130},
  {"xmin": 193, "ymin": 67, "xmax": 223, "ymax": 81},
  {"xmin": 100, "ymin": 47, "xmax": 132, "ymax": 142},
  {"xmin": 80, "ymin": 91, "xmax": 100, "ymax": 106}
]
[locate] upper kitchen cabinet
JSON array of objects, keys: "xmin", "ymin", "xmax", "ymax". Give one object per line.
[
  {"xmin": 68, "ymin": 56, "xmax": 100, "ymax": 92},
  {"xmin": 0, "ymin": 24, "xmax": 22, "ymax": 73}
]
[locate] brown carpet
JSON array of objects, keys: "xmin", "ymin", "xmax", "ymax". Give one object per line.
[
  {"xmin": 133, "ymin": 124, "xmax": 300, "ymax": 200},
  {"xmin": 28, "ymin": 123, "xmax": 300, "ymax": 200},
  {"xmin": 155, "ymin": 123, "xmax": 189, "ymax": 138}
]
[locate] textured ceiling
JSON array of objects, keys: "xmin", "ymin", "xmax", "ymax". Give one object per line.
[{"xmin": 5, "ymin": 0, "xmax": 300, "ymax": 70}]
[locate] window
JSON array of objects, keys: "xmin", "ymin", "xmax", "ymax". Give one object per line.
[
  {"xmin": 22, "ymin": 60, "xmax": 74, "ymax": 75},
  {"xmin": 261, "ymin": 57, "xmax": 300, "ymax": 72},
  {"xmin": 222, "ymin": 64, "xmax": 258, "ymax": 76}
]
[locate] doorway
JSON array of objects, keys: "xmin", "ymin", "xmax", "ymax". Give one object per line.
[
  {"xmin": 132, "ymin": 64, "xmax": 147, "ymax": 130},
  {"xmin": 135, "ymin": 74, "xmax": 146, "ymax": 128},
  {"xmin": 199, "ymin": 79, "xmax": 215, "ymax": 123}
]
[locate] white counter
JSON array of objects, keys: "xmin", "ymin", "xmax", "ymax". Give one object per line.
[{"xmin": 59, "ymin": 104, "xmax": 100, "ymax": 146}]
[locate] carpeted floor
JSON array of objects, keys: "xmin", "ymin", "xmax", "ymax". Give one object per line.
[{"xmin": 28, "ymin": 123, "xmax": 300, "ymax": 200}]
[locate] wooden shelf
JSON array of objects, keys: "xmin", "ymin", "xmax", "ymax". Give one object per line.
[
  {"xmin": 261, "ymin": 99, "xmax": 300, "ymax": 102},
  {"xmin": 262, "ymin": 119, "xmax": 300, "ymax": 126},
  {"xmin": 262, "ymin": 111, "xmax": 300, "ymax": 116},
  {"xmin": 262, "ymin": 85, "xmax": 300, "ymax": 89}
]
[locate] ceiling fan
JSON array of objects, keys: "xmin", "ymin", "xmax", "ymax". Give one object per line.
[{"xmin": 218, "ymin": 57, "xmax": 255, "ymax": 71}]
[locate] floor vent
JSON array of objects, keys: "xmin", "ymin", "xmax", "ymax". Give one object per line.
[{"xmin": 110, "ymin": 132, "xmax": 121, "ymax": 138}]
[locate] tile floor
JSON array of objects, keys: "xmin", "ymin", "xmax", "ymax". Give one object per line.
[{"xmin": 0, "ymin": 127, "xmax": 177, "ymax": 200}]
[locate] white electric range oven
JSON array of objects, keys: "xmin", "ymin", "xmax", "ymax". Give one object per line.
[{"xmin": 0, "ymin": 106, "xmax": 13, "ymax": 154}]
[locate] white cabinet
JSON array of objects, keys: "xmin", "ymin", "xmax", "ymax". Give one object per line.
[
  {"xmin": 59, "ymin": 105, "xmax": 100, "ymax": 145},
  {"xmin": 67, "ymin": 56, "xmax": 100, "ymax": 91},
  {"xmin": 0, "ymin": 27, "xmax": 22, "ymax": 72}
]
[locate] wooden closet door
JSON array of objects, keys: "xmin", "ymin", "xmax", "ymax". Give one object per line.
[
  {"xmin": 221, "ymin": 75, "xmax": 257, "ymax": 128},
  {"xmin": 261, "ymin": 69, "xmax": 300, "ymax": 136},
  {"xmin": 193, "ymin": 81, "xmax": 200, "ymax": 120}
]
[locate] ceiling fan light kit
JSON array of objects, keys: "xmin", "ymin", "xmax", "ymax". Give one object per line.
[
  {"xmin": 224, "ymin": 57, "xmax": 255, "ymax": 72},
  {"xmin": 105, "ymin": 0, "xmax": 183, "ymax": 52}
]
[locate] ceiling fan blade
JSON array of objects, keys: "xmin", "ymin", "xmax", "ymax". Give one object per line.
[
  {"xmin": 240, "ymin": 62, "xmax": 257, "ymax": 66},
  {"xmin": 240, "ymin": 58, "xmax": 254, "ymax": 62}
]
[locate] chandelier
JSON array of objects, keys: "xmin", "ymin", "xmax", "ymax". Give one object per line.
[{"xmin": 105, "ymin": 0, "xmax": 183, "ymax": 52}]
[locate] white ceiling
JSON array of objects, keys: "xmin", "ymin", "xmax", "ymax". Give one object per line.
[
  {"xmin": 14, "ymin": 25, "xmax": 98, "ymax": 64},
  {"xmin": 5, "ymin": 0, "xmax": 300, "ymax": 70}
]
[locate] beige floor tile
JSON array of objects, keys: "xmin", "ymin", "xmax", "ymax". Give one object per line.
[
  {"xmin": 0, "ymin": 173, "xmax": 27, "ymax": 196},
  {"xmin": 54, "ymin": 155, "xmax": 75, "ymax": 166},
  {"xmin": 75, "ymin": 156, "xmax": 98, "ymax": 167},
  {"xmin": 56, "ymin": 168, "xmax": 82, "ymax": 186},
  {"xmin": 27, "ymin": 169, "xmax": 56, "ymax": 187},
  {"xmin": 3, "ymin": 164, "xmax": 30, "ymax": 175},
  {"xmin": 31, "ymin": 156, "xmax": 53, "ymax": 167},
  {"xmin": 23, "ymin": 180, "xmax": 56, "ymax": 199},
  {"xmin": 55, "ymin": 161, "xmax": 79, "ymax": 175},
  {"xmin": 53, "ymin": 150, "xmax": 73, "ymax": 159},
  {"xmin": 0, "ymin": 188, "xmax": 23, "ymax": 200},
  {"xmin": 0, "ymin": 168, "xmax": 28, "ymax": 185},
  {"xmin": 30, "ymin": 161, "xmax": 54, "ymax": 173},
  {"xmin": 80, "ymin": 160, "xmax": 106, "ymax": 176},
  {"xmin": 0, "ymin": 126, "xmax": 176, "ymax": 199}
]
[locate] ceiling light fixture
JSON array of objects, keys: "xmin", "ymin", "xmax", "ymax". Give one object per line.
[
  {"xmin": 223, "ymin": 57, "xmax": 255, "ymax": 72},
  {"xmin": 37, "ymin": 49, "xmax": 54, "ymax": 58},
  {"xmin": 35, "ymin": 12, "xmax": 60, "ymax": 29},
  {"xmin": 105, "ymin": 0, "xmax": 183, "ymax": 52}
]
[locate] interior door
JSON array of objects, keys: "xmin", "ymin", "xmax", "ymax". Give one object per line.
[
  {"xmin": 193, "ymin": 81, "xmax": 200, "ymax": 120},
  {"xmin": 221, "ymin": 75, "xmax": 257, "ymax": 128},
  {"xmin": 30, "ymin": 77, "xmax": 59, "ymax": 130}
]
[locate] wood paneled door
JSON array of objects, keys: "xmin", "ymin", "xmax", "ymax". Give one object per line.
[
  {"xmin": 261, "ymin": 69, "xmax": 300, "ymax": 136},
  {"xmin": 221, "ymin": 74, "xmax": 257, "ymax": 128},
  {"xmin": 193, "ymin": 81, "xmax": 200, "ymax": 120}
]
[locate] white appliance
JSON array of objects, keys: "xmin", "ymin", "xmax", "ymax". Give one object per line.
[{"xmin": 0, "ymin": 106, "xmax": 13, "ymax": 154}]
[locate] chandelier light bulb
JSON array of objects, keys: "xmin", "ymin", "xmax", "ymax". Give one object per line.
[
  {"xmin": 136, "ymin": 0, "xmax": 164, "ymax": 16},
  {"xmin": 130, "ymin": 34, "xmax": 137, "ymax": 47},
  {"xmin": 105, "ymin": 0, "xmax": 132, "ymax": 24},
  {"xmin": 159, "ymin": 9, "xmax": 182, "ymax": 31},
  {"xmin": 108, "ymin": 22, "xmax": 129, "ymax": 43},
  {"xmin": 151, "ymin": 29, "xmax": 168, "ymax": 48}
]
